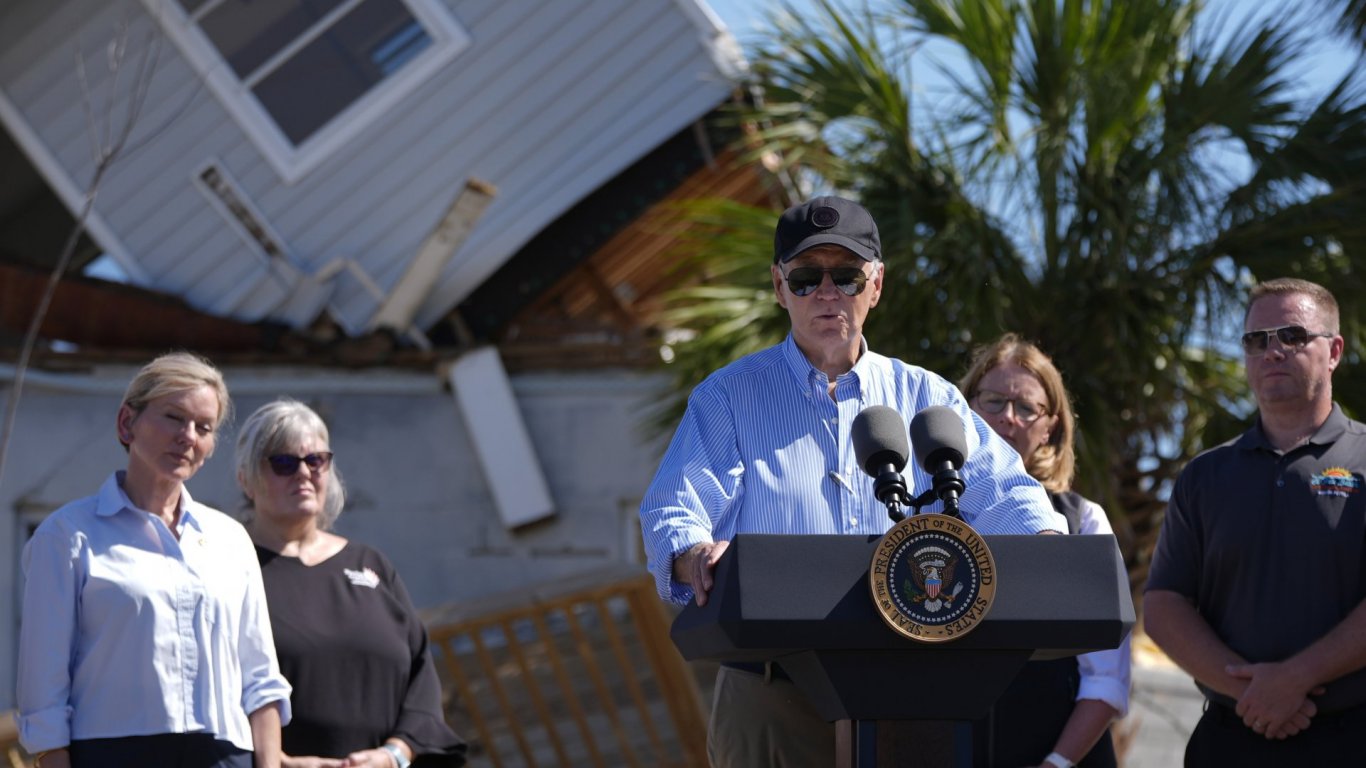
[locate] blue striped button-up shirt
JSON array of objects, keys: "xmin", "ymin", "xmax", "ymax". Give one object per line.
[{"xmin": 640, "ymin": 335, "xmax": 1063, "ymax": 603}]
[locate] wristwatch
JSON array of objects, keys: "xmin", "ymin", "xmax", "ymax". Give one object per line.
[
  {"xmin": 380, "ymin": 742, "xmax": 412, "ymax": 768},
  {"xmin": 1043, "ymin": 752, "xmax": 1074, "ymax": 768}
]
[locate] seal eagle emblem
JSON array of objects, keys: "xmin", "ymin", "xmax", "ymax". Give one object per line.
[{"xmin": 869, "ymin": 513, "xmax": 997, "ymax": 642}]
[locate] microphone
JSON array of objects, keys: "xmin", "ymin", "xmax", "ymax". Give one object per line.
[
  {"xmin": 852, "ymin": 405, "xmax": 912, "ymax": 522},
  {"xmin": 910, "ymin": 406, "xmax": 968, "ymax": 518}
]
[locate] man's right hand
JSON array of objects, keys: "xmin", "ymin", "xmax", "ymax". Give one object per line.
[
  {"xmin": 673, "ymin": 541, "xmax": 730, "ymax": 606},
  {"xmin": 1227, "ymin": 662, "xmax": 1325, "ymax": 739}
]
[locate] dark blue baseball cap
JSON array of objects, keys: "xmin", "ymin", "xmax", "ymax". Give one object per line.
[{"xmin": 773, "ymin": 196, "xmax": 881, "ymax": 263}]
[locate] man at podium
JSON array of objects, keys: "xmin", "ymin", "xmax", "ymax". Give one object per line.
[
  {"xmin": 1146, "ymin": 277, "xmax": 1366, "ymax": 766},
  {"xmin": 639, "ymin": 196, "xmax": 1064, "ymax": 768}
]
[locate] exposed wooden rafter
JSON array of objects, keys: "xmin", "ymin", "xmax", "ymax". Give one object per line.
[{"xmin": 497, "ymin": 150, "xmax": 774, "ymax": 371}]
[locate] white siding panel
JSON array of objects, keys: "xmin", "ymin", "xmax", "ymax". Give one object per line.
[
  {"xmin": 121, "ymin": 203, "xmax": 216, "ymax": 279},
  {"xmin": 0, "ymin": 0, "xmax": 70, "ymax": 72},
  {"xmin": 471, "ymin": 24, "xmax": 707, "ymax": 192},
  {"xmin": 336, "ymin": 0, "xmax": 672, "ymax": 259},
  {"xmin": 218, "ymin": 141, "xmax": 274, "ymax": 197},
  {"xmin": 1, "ymin": 0, "xmax": 277, "ymax": 322},
  {"xmin": 292, "ymin": 2, "xmax": 656, "ymax": 307},
  {"xmin": 408, "ymin": 60, "xmax": 733, "ymax": 326},
  {"xmin": 230, "ymin": 153, "xmax": 288, "ymax": 210},
  {"xmin": 302, "ymin": 0, "xmax": 734, "ymax": 332},
  {"xmin": 100, "ymin": 95, "xmax": 238, "ymax": 233},
  {"xmin": 254, "ymin": 1, "xmax": 670, "ymax": 330},
  {"xmin": 244, "ymin": 0, "xmax": 532, "ymax": 223},
  {"xmin": 329, "ymin": 267, "xmax": 386, "ymax": 330},
  {"xmin": 128, "ymin": 195, "xmax": 227, "ymax": 278},
  {"xmin": 444, "ymin": 0, "xmax": 500, "ymax": 31},
  {"xmin": 415, "ymin": 83, "xmax": 728, "ymax": 330},
  {"xmin": 14, "ymin": 7, "xmax": 166, "ymax": 154},
  {"xmin": 25, "ymin": 89, "xmax": 209, "ymax": 238},
  {"xmin": 261, "ymin": 0, "xmax": 591, "ymax": 245},
  {"xmin": 188, "ymin": 246, "xmax": 286, "ymax": 318},
  {"xmin": 110, "ymin": 115, "xmax": 251, "ymax": 253},
  {"xmin": 2, "ymin": 0, "xmax": 741, "ymax": 331},
  {"xmin": 151, "ymin": 226, "xmax": 244, "ymax": 293},
  {"xmin": 260, "ymin": 0, "xmax": 736, "ymax": 331},
  {"xmin": 1, "ymin": 0, "xmax": 128, "ymax": 105},
  {"xmin": 156, "ymin": 232, "xmax": 267, "ymax": 305}
]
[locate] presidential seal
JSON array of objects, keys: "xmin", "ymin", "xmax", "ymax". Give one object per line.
[{"xmin": 869, "ymin": 513, "xmax": 996, "ymax": 642}]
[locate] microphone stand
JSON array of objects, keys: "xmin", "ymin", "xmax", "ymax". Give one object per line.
[
  {"xmin": 931, "ymin": 463, "xmax": 964, "ymax": 519},
  {"xmin": 907, "ymin": 464, "xmax": 966, "ymax": 519},
  {"xmin": 872, "ymin": 465, "xmax": 910, "ymax": 523}
]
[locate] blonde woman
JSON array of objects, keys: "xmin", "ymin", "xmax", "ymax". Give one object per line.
[
  {"xmin": 17, "ymin": 352, "xmax": 291, "ymax": 767},
  {"xmin": 960, "ymin": 335, "xmax": 1131, "ymax": 768}
]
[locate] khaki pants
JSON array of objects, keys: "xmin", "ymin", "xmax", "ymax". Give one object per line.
[{"xmin": 707, "ymin": 665, "xmax": 835, "ymax": 768}]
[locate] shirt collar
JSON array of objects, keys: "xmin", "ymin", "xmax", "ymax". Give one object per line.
[
  {"xmin": 781, "ymin": 333, "xmax": 870, "ymax": 393},
  {"xmin": 1240, "ymin": 402, "xmax": 1348, "ymax": 452},
  {"xmin": 97, "ymin": 470, "xmax": 202, "ymax": 532}
]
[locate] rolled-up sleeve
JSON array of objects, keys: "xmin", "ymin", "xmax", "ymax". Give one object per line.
[
  {"xmin": 1073, "ymin": 497, "xmax": 1132, "ymax": 715},
  {"xmin": 237, "ymin": 549, "xmax": 292, "ymax": 725},
  {"xmin": 1076, "ymin": 633, "xmax": 1133, "ymax": 717},
  {"xmin": 638, "ymin": 388, "xmax": 744, "ymax": 604},
  {"xmin": 17, "ymin": 530, "xmax": 79, "ymax": 752}
]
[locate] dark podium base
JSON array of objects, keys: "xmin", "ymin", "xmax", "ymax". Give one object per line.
[{"xmin": 837, "ymin": 720, "xmax": 970, "ymax": 768}]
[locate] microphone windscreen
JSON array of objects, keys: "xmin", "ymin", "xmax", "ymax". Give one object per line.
[
  {"xmin": 910, "ymin": 406, "xmax": 967, "ymax": 472},
  {"xmin": 852, "ymin": 405, "xmax": 910, "ymax": 477}
]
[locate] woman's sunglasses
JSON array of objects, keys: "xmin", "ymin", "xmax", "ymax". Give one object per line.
[
  {"xmin": 1240, "ymin": 325, "xmax": 1334, "ymax": 355},
  {"xmin": 782, "ymin": 266, "xmax": 869, "ymax": 297},
  {"xmin": 266, "ymin": 451, "xmax": 334, "ymax": 477}
]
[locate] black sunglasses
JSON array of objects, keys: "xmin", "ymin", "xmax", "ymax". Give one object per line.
[
  {"xmin": 782, "ymin": 266, "xmax": 869, "ymax": 297},
  {"xmin": 266, "ymin": 451, "xmax": 334, "ymax": 477},
  {"xmin": 1240, "ymin": 324, "xmax": 1334, "ymax": 355}
]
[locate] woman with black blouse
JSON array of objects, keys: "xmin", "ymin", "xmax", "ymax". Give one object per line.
[{"xmin": 235, "ymin": 398, "xmax": 466, "ymax": 768}]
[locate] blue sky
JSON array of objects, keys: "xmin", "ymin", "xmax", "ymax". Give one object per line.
[
  {"xmin": 704, "ymin": 0, "xmax": 1356, "ymax": 103},
  {"xmin": 700, "ymin": 0, "xmax": 1359, "ymax": 256}
]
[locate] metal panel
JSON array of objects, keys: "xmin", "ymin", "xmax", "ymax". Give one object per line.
[{"xmin": 447, "ymin": 346, "xmax": 556, "ymax": 530}]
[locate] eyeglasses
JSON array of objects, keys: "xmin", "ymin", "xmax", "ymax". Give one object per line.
[
  {"xmin": 973, "ymin": 391, "xmax": 1048, "ymax": 423},
  {"xmin": 266, "ymin": 451, "xmax": 334, "ymax": 477},
  {"xmin": 781, "ymin": 266, "xmax": 869, "ymax": 297},
  {"xmin": 1240, "ymin": 325, "xmax": 1334, "ymax": 355}
]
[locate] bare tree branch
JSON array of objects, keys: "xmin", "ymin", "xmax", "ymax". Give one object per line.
[{"xmin": 0, "ymin": 17, "xmax": 162, "ymax": 490}]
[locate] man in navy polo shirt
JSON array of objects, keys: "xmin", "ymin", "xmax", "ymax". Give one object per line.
[{"xmin": 1146, "ymin": 277, "xmax": 1366, "ymax": 766}]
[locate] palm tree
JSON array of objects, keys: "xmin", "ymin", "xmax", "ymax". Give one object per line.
[
  {"xmin": 1322, "ymin": 0, "xmax": 1366, "ymax": 44},
  {"xmin": 659, "ymin": 0, "xmax": 1366, "ymax": 591}
]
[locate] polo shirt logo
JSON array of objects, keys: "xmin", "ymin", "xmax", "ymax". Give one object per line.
[{"xmin": 1310, "ymin": 467, "xmax": 1362, "ymax": 497}]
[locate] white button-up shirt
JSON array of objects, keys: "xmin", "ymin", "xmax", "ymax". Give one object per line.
[{"xmin": 18, "ymin": 472, "xmax": 292, "ymax": 753}]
